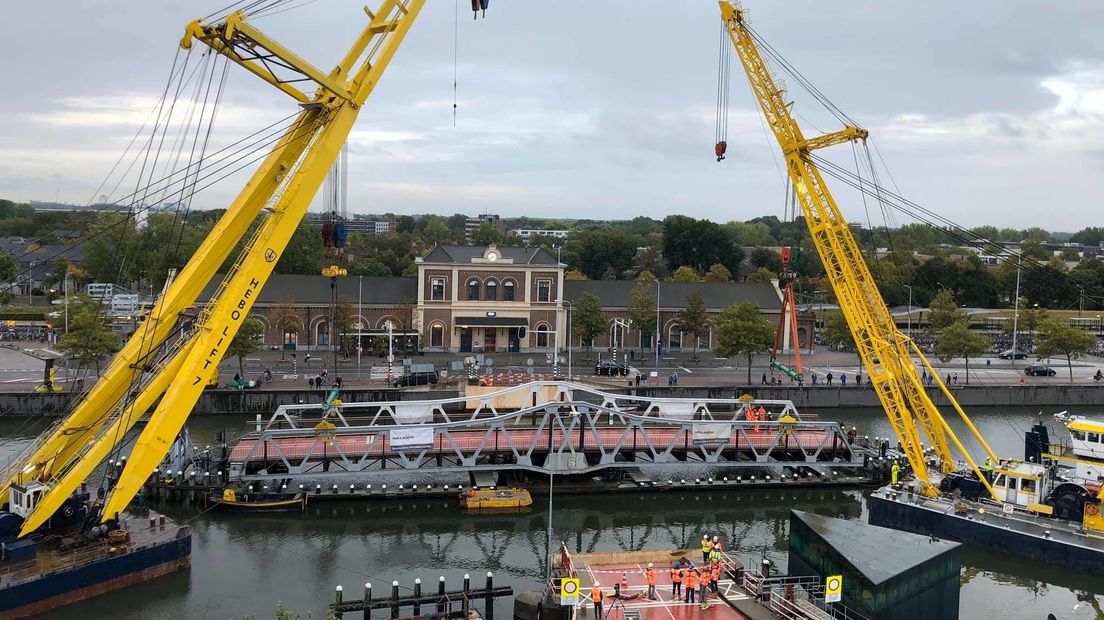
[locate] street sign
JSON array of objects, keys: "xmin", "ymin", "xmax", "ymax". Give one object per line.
[
  {"xmin": 526, "ymin": 358, "xmax": 534, "ymax": 366},
  {"xmin": 559, "ymin": 577, "xmax": 580, "ymax": 605},
  {"xmin": 825, "ymin": 575, "xmax": 843, "ymax": 603}
]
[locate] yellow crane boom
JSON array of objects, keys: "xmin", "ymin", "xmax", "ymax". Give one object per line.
[
  {"xmin": 718, "ymin": 1, "xmax": 999, "ymax": 498},
  {"xmin": 9, "ymin": 0, "xmax": 425, "ymax": 536}
]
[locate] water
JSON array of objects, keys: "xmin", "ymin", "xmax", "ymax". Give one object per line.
[{"xmin": 2, "ymin": 405, "xmax": 1102, "ymax": 620}]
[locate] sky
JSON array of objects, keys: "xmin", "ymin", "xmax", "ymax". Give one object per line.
[{"xmin": 1, "ymin": 1, "xmax": 1103, "ymax": 231}]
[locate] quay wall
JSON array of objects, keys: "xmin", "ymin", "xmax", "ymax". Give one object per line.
[{"xmin": 0, "ymin": 384, "xmax": 1100, "ymax": 417}]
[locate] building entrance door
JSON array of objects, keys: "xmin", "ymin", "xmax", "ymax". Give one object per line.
[
  {"xmin": 507, "ymin": 328, "xmax": 521, "ymax": 352},
  {"xmin": 484, "ymin": 328, "xmax": 497, "ymax": 353},
  {"xmin": 460, "ymin": 328, "xmax": 473, "ymax": 352}
]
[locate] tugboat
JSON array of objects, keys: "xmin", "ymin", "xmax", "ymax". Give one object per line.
[{"xmin": 459, "ymin": 488, "xmax": 532, "ymax": 510}]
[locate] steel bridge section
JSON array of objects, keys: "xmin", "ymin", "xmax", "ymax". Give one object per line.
[{"xmin": 226, "ymin": 383, "xmax": 862, "ymax": 482}]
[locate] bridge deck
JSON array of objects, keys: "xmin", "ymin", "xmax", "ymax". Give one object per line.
[{"xmin": 229, "ymin": 427, "xmax": 840, "ymax": 462}]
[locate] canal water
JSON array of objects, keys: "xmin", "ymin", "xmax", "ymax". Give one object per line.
[{"xmin": 2, "ymin": 404, "xmax": 1102, "ymax": 620}]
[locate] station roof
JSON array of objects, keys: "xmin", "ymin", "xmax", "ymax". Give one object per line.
[
  {"xmin": 422, "ymin": 245, "xmax": 559, "ymax": 265},
  {"xmin": 199, "ymin": 274, "xmax": 417, "ymax": 305},
  {"xmin": 791, "ymin": 510, "xmax": 959, "ymax": 586},
  {"xmin": 566, "ymin": 280, "xmax": 781, "ymax": 311}
]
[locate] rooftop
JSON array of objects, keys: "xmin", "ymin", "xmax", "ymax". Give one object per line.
[
  {"xmin": 791, "ymin": 510, "xmax": 959, "ymax": 586},
  {"xmin": 421, "ymin": 245, "xmax": 559, "ymax": 266},
  {"xmin": 566, "ymin": 280, "xmax": 781, "ymax": 310}
]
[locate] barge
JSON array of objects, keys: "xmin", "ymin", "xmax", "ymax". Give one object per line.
[
  {"xmin": 0, "ymin": 483, "xmax": 191, "ymax": 619},
  {"xmin": 870, "ymin": 414, "xmax": 1104, "ymax": 573}
]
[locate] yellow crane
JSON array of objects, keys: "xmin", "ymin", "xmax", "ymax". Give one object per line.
[
  {"xmin": 717, "ymin": 1, "xmax": 1000, "ymax": 498},
  {"xmin": 2, "ymin": 0, "xmax": 426, "ymax": 536}
]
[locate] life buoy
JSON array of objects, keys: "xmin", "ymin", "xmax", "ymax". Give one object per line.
[{"xmin": 1086, "ymin": 503, "xmax": 1101, "ymax": 516}]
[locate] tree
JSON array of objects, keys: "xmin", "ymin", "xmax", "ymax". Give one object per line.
[
  {"xmin": 1071, "ymin": 226, "xmax": 1104, "ymax": 247},
  {"xmin": 703, "ymin": 263, "xmax": 733, "ymax": 283},
  {"xmin": 749, "ymin": 247, "xmax": 783, "ymax": 273},
  {"xmin": 1035, "ymin": 320, "xmax": 1095, "ymax": 382},
  {"xmin": 744, "ymin": 268, "xmax": 775, "ymax": 284},
  {"xmin": 935, "ymin": 322, "xmax": 990, "ymax": 384},
  {"xmin": 563, "ymin": 228, "xmax": 638, "ymax": 280},
  {"xmin": 663, "ymin": 215, "xmax": 743, "ymax": 275},
  {"xmin": 1020, "ymin": 305, "xmax": 1048, "ymax": 334},
  {"xmin": 471, "ymin": 221, "xmax": 506, "ymax": 246},
  {"xmin": 927, "ymin": 289, "xmax": 966, "ymax": 332},
  {"xmin": 270, "ymin": 299, "xmax": 302, "ymax": 358},
  {"xmin": 572, "ymin": 292, "xmax": 605, "ymax": 358},
  {"xmin": 227, "ymin": 316, "xmax": 265, "ymax": 378},
  {"xmin": 713, "ymin": 302, "xmax": 775, "ymax": 384},
  {"xmin": 0, "ymin": 248, "xmax": 14, "ymax": 283},
  {"xmin": 822, "ymin": 310, "xmax": 856, "ymax": 353},
  {"xmin": 422, "ymin": 217, "xmax": 451, "ymax": 245},
  {"xmin": 677, "ymin": 292, "xmax": 710, "ymax": 357},
  {"xmin": 628, "ymin": 281, "xmax": 658, "ymax": 354},
  {"xmin": 58, "ymin": 295, "xmax": 121, "ymax": 375},
  {"xmin": 334, "ymin": 296, "xmax": 356, "ymax": 356},
  {"xmin": 667, "ymin": 266, "xmax": 702, "ymax": 283},
  {"xmin": 564, "ymin": 268, "xmax": 588, "ymax": 281},
  {"xmin": 275, "ymin": 220, "xmax": 324, "ymax": 274}
]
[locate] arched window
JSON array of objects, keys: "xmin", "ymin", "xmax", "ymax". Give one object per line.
[
  {"xmin": 485, "ymin": 280, "xmax": 497, "ymax": 301},
  {"xmin": 467, "ymin": 279, "xmax": 480, "ymax": 301},
  {"xmin": 697, "ymin": 331, "xmax": 710, "ymax": 350},
  {"xmin": 430, "ymin": 323, "xmax": 444, "ymax": 348},
  {"xmin": 610, "ymin": 322, "xmax": 627, "ymax": 349},
  {"xmin": 316, "ymin": 320, "xmax": 329, "ymax": 346},
  {"xmin": 668, "ymin": 325, "xmax": 682, "ymax": 350},
  {"xmin": 535, "ymin": 322, "xmax": 552, "ymax": 348},
  {"xmin": 503, "ymin": 280, "xmax": 516, "ymax": 301}
]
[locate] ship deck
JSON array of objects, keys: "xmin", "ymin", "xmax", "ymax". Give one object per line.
[
  {"xmin": 0, "ymin": 511, "xmax": 185, "ymax": 587},
  {"xmin": 871, "ymin": 486, "xmax": 1104, "ymax": 553}
]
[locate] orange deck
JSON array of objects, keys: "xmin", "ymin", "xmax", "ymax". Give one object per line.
[{"xmin": 578, "ymin": 562, "xmax": 750, "ymax": 620}]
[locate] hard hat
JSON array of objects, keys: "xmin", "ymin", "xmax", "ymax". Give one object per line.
[
  {"xmin": 712, "ymin": 536, "xmax": 718, "ymax": 541},
  {"xmin": 703, "ymin": 534, "xmax": 709, "ymax": 539},
  {"xmin": 648, "ymin": 562, "xmax": 654, "ymax": 568},
  {"xmin": 594, "ymin": 581, "xmax": 600, "ymax": 586}
]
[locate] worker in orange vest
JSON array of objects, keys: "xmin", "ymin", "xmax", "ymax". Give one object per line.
[
  {"xmin": 756, "ymin": 406, "xmax": 767, "ymax": 432},
  {"xmin": 710, "ymin": 562, "xmax": 721, "ymax": 593},
  {"xmin": 646, "ymin": 563, "xmax": 657, "ymax": 600},
  {"xmin": 670, "ymin": 564, "xmax": 682, "ymax": 598},
  {"xmin": 698, "ymin": 567, "xmax": 708, "ymax": 603},
  {"xmin": 591, "ymin": 583, "xmax": 604, "ymax": 618},
  {"xmin": 684, "ymin": 566, "xmax": 698, "ymax": 604}
]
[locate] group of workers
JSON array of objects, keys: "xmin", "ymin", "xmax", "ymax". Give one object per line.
[
  {"xmin": 589, "ymin": 535, "xmax": 726, "ymax": 618},
  {"xmin": 745, "ymin": 406, "xmax": 769, "ymax": 432}
]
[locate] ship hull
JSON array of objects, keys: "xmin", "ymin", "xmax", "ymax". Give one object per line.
[
  {"xmin": 869, "ymin": 492, "xmax": 1104, "ymax": 573},
  {"xmin": 0, "ymin": 530, "xmax": 192, "ymax": 619}
]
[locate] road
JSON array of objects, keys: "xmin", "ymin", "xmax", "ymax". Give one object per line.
[{"xmin": 2, "ymin": 341, "xmax": 1102, "ymax": 390}]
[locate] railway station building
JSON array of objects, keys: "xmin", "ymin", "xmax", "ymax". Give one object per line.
[{"xmin": 230, "ymin": 244, "xmax": 814, "ymax": 355}]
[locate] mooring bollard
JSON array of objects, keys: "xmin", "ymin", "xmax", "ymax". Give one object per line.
[
  {"xmin": 390, "ymin": 580, "xmax": 400, "ymax": 619},
  {"xmin": 335, "ymin": 585, "xmax": 343, "ymax": 620},
  {"xmin": 413, "ymin": 578, "xmax": 422, "ymax": 615},
  {"xmin": 437, "ymin": 576, "xmax": 446, "ymax": 613},
  {"xmin": 485, "ymin": 572, "xmax": 494, "ymax": 620},
  {"xmin": 364, "ymin": 583, "xmax": 372, "ymax": 620},
  {"xmin": 462, "ymin": 573, "xmax": 471, "ymax": 614}
]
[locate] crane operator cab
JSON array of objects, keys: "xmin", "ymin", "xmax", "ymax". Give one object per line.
[
  {"xmin": 988, "ymin": 462, "xmax": 1045, "ymax": 508},
  {"xmin": 1, "ymin": 481, "xmax": 92, "ymax": 542}
]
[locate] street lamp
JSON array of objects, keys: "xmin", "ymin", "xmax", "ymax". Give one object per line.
[
  {"xmin": 655, "ymin": 279, "xmax": 661, "ymax": 383},
  {"xmin": 562, "ymin": 300, "xmax": 574, "ymax": 379},
  {"xmin": 903, "ymin": 285, "xmax": 913, "ymax": 338},
  {"xmin": 545, "ymin": 407, "xmax": 580, "ymax": 580}
]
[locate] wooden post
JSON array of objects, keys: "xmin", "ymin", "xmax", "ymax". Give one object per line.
[
  {"xmin": 437, "ymin": 576, "xmax": 446, "ymax": 613},
  {"xmin": 485, "ymin": 572, "xmax": 494, "ymax": 620},
  {"xmin": 413, "ymin": 578, "xmax": 422, "ymax": 616},
  {"xmin": 390, "ymin": 580, "xmax": 400, "ymax": 618},
  {"xmin": 364, "ymin": 583, "xmax": 372, "ymax": 620},
  {"xmin": 462, "ymin": 573, "xmax": 471, "ymax": 614},
  {"xmin": 335, "ymin": 585, "xmax": 344, "ymax": 620}
]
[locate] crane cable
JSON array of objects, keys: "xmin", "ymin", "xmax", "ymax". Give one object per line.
[
  {"xmin": 453, "ymin": 0, "xmax": 459, "ymax": 127},
  {"xmin": 714, "ymin": 24, "xmax": 731, "ymax": 162}
]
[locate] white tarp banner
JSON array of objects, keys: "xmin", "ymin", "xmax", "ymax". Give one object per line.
[
  {"xmin": 692, "ymin": 423, "xmax": 732, "ymax": 447},
  {"xmin": 390, "ymin": 427, "xmax": 434, "ymax": 450},
  {"xmin": 392, "ymin": 403, "xmax": 433, "ymax": 423},
  {"xmin": 650, "ymin": 399, "xmax": 696, "ymax": 420}
]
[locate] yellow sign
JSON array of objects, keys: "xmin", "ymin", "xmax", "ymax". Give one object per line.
[
  {"xmin": 825, "ymin": 574, "xmax": 843, "ymax": 603},
  {"xmin": 560, "ymin": 577, "xmax": 580, "ymax": 604}
]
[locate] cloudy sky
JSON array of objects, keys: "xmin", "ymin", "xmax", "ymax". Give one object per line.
[{"xmin": 2, "ymin": 1, "xmax": 1103, "ymax": 231}]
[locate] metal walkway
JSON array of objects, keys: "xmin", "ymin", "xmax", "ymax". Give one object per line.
[{"xmin": 223, "ymin": 381, "xmax": 863, "ymax": 481}]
